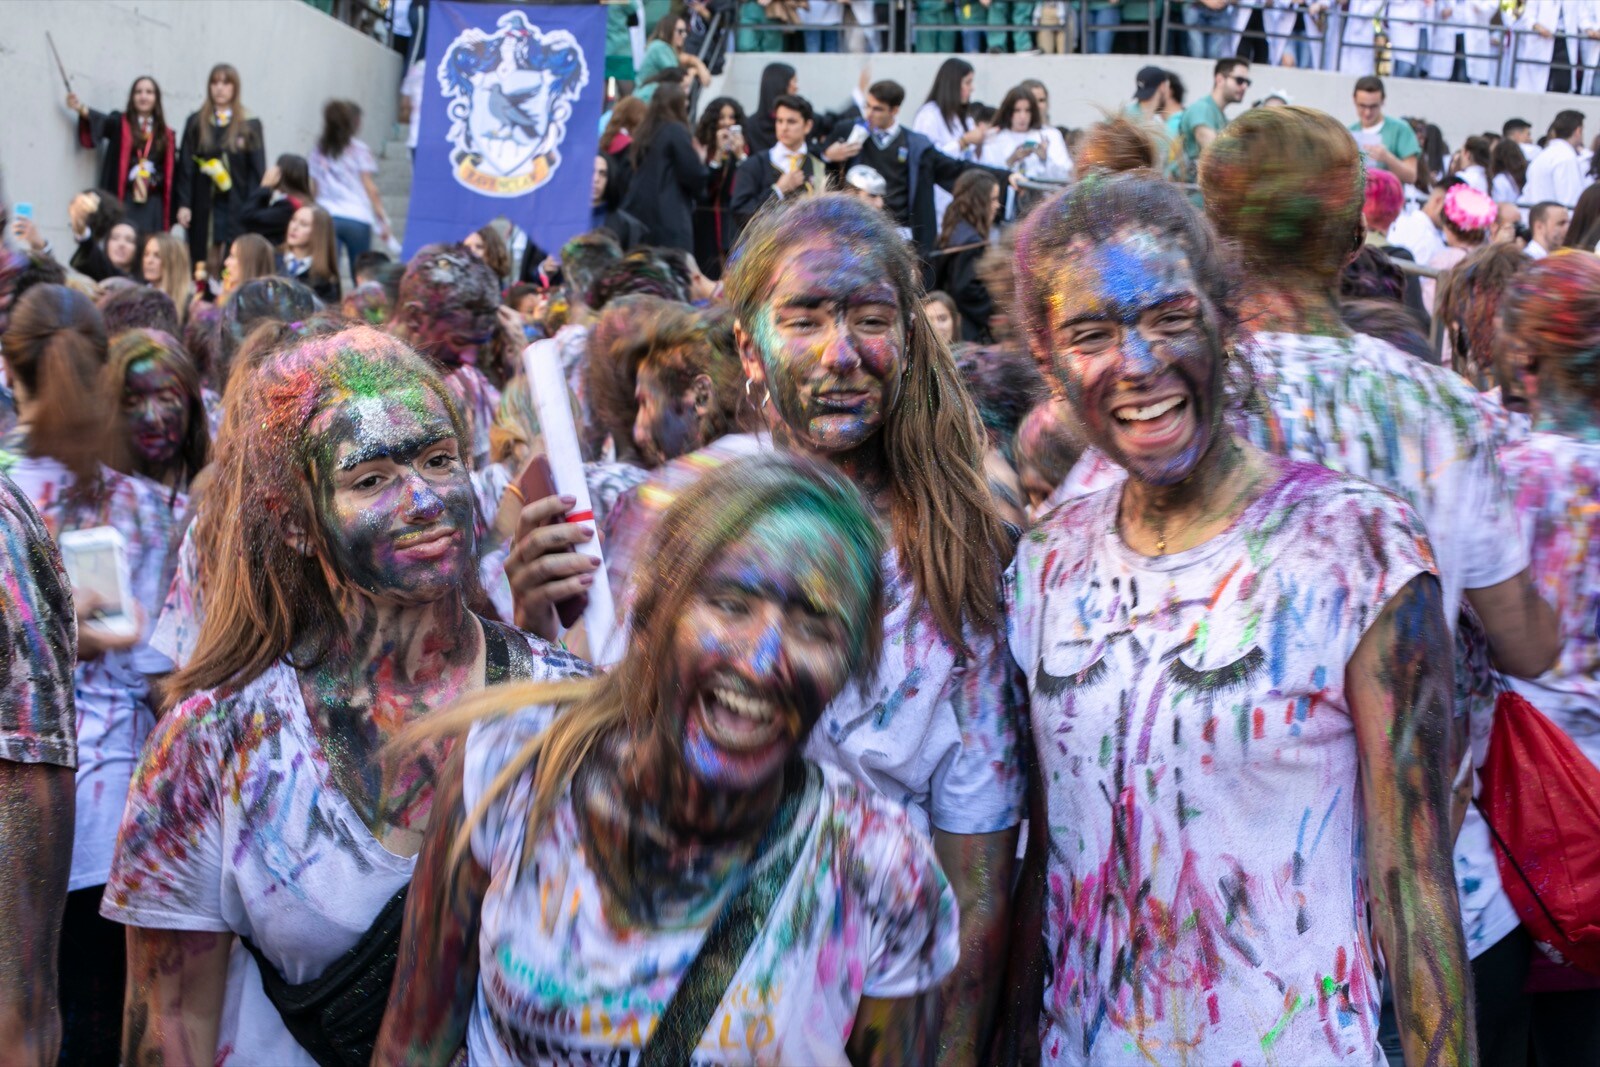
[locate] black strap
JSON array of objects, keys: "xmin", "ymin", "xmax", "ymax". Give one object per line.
[
  {"xmin": 639, "ymin": 761, "xmax": 814, "ymax": 1067},
  {"xmin": 1471, "ymin": 796, "xmax": 1580, "ymax": 950},
  {"xmin": 240, "ymin": 886, "xmax": 409, "ymax": 1067},
  {"xmin": 241, "ymin": 619, "xmax": 529, "ymax": 1066}
]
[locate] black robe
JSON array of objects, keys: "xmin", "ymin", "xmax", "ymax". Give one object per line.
[
  {"xmin": 177, "ymin": 112, "xmax": 266, "ymax": 267},
  {"xmin": 77, "ymin": 109, "xmax": 176, "ymax": 235}
]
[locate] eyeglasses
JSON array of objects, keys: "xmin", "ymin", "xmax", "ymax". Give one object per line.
[{"xmin": 1230, "ymin": 76, "xmax": 1253, "ymax": 87}]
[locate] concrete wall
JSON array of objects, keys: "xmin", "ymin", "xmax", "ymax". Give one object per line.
[
  {"xmin": 713, "ymin": 52, "xmax": 1592, "ymax": 152},
  {"xmin": 0, "ymin": 0, "xmax": 401, "ymax": 254}
]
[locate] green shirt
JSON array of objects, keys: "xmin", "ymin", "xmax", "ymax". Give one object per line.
[
  {"xmin": 633, "ymin": 38, "xmax": 676, "ymax": 101},
  {"xmin": 1177, "ymin": 94, "xmax": 1227, "ymax": 169},
  {"xmin": 1348, "ymin": 115, "xmax": 1420, "ymax": 172}
]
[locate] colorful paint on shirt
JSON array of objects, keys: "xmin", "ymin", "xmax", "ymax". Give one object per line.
[{"xmin": 1010, "ymin": 460, "xmax": 1436, "ymax": 1065}]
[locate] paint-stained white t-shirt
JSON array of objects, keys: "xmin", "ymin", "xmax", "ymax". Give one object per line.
[
  {"xmin": 102, "ymin": 631, "xmax": 589, "ymax": 1066},
  {"xmin": 1009, "ymin": 460, "xmax": 1436, "ymax": 1066},
  {"xmin": 463, "ymin": 707, "xmax": 959, "ymax": 1065}
]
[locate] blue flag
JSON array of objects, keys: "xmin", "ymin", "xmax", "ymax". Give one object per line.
[{"xmin": 404, "ymin": 1, "xmax": 605, "ymax": 261}]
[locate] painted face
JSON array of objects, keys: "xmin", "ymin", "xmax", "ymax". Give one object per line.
[
  {"xmin": 107, "ymin": 224, "xmax": 139, "ymax": 271},
  {"xmin": 122, "ymin": 357, "xmax": 189, "ymax": 468},
  {"xmin": 286, "ymin": 207, "xmax": 314, "ymax": 252},
  {"xmin": 132, "ymin": 78, "xmax": 158, "ymax": 115},
  {"xmin": 633, "ymin": 363, "xmax": 702, "ymax": 467},
  {"xmin": 209, "ymin": 74, "xmax": 235, "ymax": 107},
  {"xmin": 923, "ymin": 298, "xmax": 956, "ymax": 344},
  {"xmin": 141, "ymin": 240, "xmax": 162, "ymax": 283},
  {"xmin": 666, "ymin": 509, "xmax": 864, "ymax": 789},
  {"xmin": 1037, "ymin": 225, "xmax": 1223, "ymax": 487},
  {"xmin": 312, "ymin": 388, "xmax": 476, "ymax": 605},
  {"xmin": 742, "ymin": 239, "xmax": 906, "ymax": 456},
  {"xmin": 463, "ymin": 231, "xmax": 487, "ymax": 260},
  {"xmin": 960, "ymin": 72, "xmax": 974, "ymax": 104}
]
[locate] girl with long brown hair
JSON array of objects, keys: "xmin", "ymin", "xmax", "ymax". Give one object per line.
[
  {"xmin": 102, "ymin": 325, "xmax": 588, "ymax": 1065},
  {"xmin": 105, "ymin": 328, "xmax": 209, "ymax": 493},
  {"xmin": 310, "ymin": 99, "xmax": 391, "ymax": 272},
  {"xmin": 139, "ymin": 232, "xmax": 192, "ymax": 324},
  {"xmin": 375, "ymin": 451, "xmax": 957, "ymax": 1064},
  {"xmin": 221, "ymin": 232, "xmax": 276, "ymax": 296},
  {"xmin": 176, "ymin": 63, "xmax": 266, "ymax": 276},
  {"xmin": 68, "ymin": 75, "xmax": 176, "ymax": 234},
  {"xmin": 935, "ymin": 169, "xmax": 1001, "ymax": 343},
  {"xmin": 0, "ymin": 285, "xmax": 183, "ymax": 1062},
  {"xmin": 516, "ymin": 192, "xmax": 1022, "ymax": 1060},
  {"xmin": 278, "ymin": 203, "xmax": 341, "ymax": 303}
]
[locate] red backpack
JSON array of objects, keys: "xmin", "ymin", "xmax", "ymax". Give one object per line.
[{"xmin": 1477, "ymin": 690, "xmax": 1600, "ymax": 976}]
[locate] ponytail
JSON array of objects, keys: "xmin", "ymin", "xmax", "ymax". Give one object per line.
[{"xmin": 0, "ymin": 285, "xmax": 116, "ymax": 484}]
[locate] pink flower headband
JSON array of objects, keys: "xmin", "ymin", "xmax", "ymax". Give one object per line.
[{"xmin": 1443, "ymin": 184, "xmax": 1496, "ymax": 233}]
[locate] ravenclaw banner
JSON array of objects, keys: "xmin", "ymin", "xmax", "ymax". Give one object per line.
[{"xmin": 404, "ymin": 1, "xmax": 605, "ymax": 259}]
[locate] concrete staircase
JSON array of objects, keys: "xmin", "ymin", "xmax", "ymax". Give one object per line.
[{"xmin": 376, "ymin": 125, "xmax": 413, "ymax": 250}]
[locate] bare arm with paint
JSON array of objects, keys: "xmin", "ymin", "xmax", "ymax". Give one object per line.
[
  {"xmin": 1347, "ymin": 574, "xmax": 1475, "ymax": 1067},
  {"xmin": 0, "ymin": 761, "xmax": 72, "ymax": 1066},
  {"xmin": 848, "ymin": 993, "xmax": 937, "ymax": 1066},
  {"xmin": 1464, "ymin": 569, "xmax": 1560, "ymax": 679},
  {"xmin": 121, "ymin": 928, "xmax": 230, "ymax": 1066},
  {"xmin": 373, "ymin": 748, "xmax": 487, "ymax": 1066},
  {"xmin": 934, "ymin": 827, "xmax": 1017, "ymax": 1067}
]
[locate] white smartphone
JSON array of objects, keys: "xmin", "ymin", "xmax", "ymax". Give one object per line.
[
  {"xmin": 59, "ymin": 527, "xmax": 138, "ymax": 637},
  {"xmin": 847, "ymin": 124, "xmax": 871, "ymax": 147}
]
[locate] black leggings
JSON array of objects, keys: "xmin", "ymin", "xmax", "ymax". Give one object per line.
[
  {"xmin": 1473, "ymin": 924, "xmax": 1600, "ymax": 1067},
  {"xmin": 58, "ymin": 884, "xmax": 124, "ymax": 1066}
]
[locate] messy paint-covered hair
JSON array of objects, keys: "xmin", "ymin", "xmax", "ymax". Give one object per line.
[
  {"xmin": 1501, "ymin": 252, "xmax": 1600, "ymax": 403},
  {"xmin": 1015, "ymin": 170, "xmax": 1242, "ymax": 357},
  {"xmin": 105, "ymin": 328, "xmax": 210, "ymax": 488},
  {"xmin": 99, "ymin": 284, "xmax": 180, "ymax": 340},
  {"xmin": 1200, "ymin": 105, "xmax": 1365, "ymax": 290},
  {"xmin": 167, "ymin": 325, "xmax": 472, "ymax": 704},
  {"xmin": 407, "ymin": 450, "xmax": 885, "ymax": 870},
  {"xmin": 1431, "ymin": 241, "xmax": 1529, "ymax": 388},
  {"xmin": 724, "ymin": 192, "xmax": 1011, "ymax": 647},
  {"xmin": 635, "ymin": 306, "xmax": 757, "ymax": 461},
  {"xmin": 583, "ymin": 294, "xmax": 677, "ymax": 466},
  {"xmin": 955, "ymin": 343, "xmax": 1049, "ymax": 461}
]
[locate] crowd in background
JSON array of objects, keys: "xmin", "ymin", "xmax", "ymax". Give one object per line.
[{"xmin": 3, "ymin": 11, "xmax": 1600, "ymax": 1067}]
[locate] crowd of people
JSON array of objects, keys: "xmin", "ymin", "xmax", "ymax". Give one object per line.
[
  {"xmin": 621, "ymin": 0, "xmax": 1600, "ymax": 96},
  {"xmin": 2, "ymin": 27, "xmax": 1600, "ymax": 1067}
]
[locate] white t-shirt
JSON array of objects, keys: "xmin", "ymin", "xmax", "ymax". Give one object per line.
[
  {"xmin": 0, "ymin": 450, "xmax": 179, "ymax": 889},
  {"xmin": 101, "ymin": 630, "xmax": 590, "ymax": 1066},
  {"xmin": 1387, "ymin": 208, "xmax": 1446, "ymax": 265},
  {"xmin": 462, "ymin": 708, "xmax": 959, "ymax": 1065},
  {"xmin": 1009, "ymin": 460, "xmax": 1436, "ymax": 1066},
  {"xmin": 310, "ymin": 139, "xmax": 378, "ymax": 225},
  {"xmin": 1245, "ymin": 331, "xmax": 1527, "ymax": 627},
  {"xmin": 1501, "ymin": 431, "xmax": 1600, "ymax": 766}
]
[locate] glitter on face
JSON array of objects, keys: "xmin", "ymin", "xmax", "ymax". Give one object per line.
[
  {"xmin": 745, "ymin": 240, "xmax": 906, "ymax": 456},
  {"xmin": 1039, "ymin": 225, "xmax": 1224, "ymax": 487},
  {"xmin": 121, "ymin": 356, "xmax": 189, "ymax": 467},
  {"xmin": 310, "ymin": 389, "xmax": 477, "ymax": 604},
  {"xmin": 667, "ymin": 507, "xmax": 867, "ymax": 790}
]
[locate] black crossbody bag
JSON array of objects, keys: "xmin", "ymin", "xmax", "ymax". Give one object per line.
[
  {"xmin": 241, "ymin": 623, "xmax": 524, "ymax": 1067},
  {"xmin": 638, "ymin": 759, "xmax": 813, "ymax": 1067}
]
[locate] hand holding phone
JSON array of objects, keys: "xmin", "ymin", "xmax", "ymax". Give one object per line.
[
  {"xmin": 511, "ymin": 456, "xmax": 592, "ymax": 630},
  {"xmin": 60, "ymin": 527, "xmax": 139, "ymax": 639}
]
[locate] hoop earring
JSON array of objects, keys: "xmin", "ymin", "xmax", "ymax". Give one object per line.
[{"xmin": 745, "ymin": 377, "xmax": 771, "ymax": 409}]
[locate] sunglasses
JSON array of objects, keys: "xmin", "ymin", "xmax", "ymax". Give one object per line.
[{"xmin": 1231, "ymin": 76, "xmax": 1253, "ymax": 87}]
